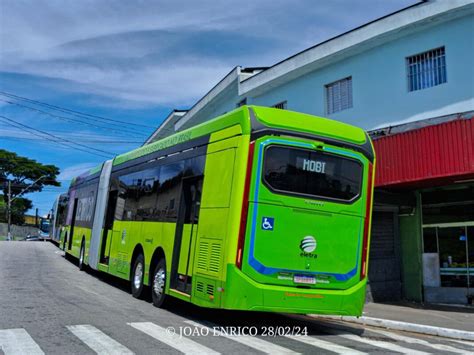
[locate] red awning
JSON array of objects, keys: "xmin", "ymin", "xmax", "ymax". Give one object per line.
[{"xmin": 372, "ymin": 116, "xmax": 474, "ymax": 188}]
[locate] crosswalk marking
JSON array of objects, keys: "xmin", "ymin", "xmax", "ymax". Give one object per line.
[
  {"xmin": 284, "ymin": 334, "xmax": 367, "ymax": 354},
  {"xmin": 367, "ymin": 328, "xmax": 471, "ymax": 354},
  {"xmin": 1, "ymin": 323, "xmax": 472, "ymax": 354},
  {"xmin": 185, "ymin": 320, "xmax": 299, "ymax": 354},
  {"xmin": 129, "ymin": 322, "xmax": 219, "ymax": 354},
  {"xmin": 445, "ymin": 338, "xmax": 474, "ymax": 348},
  {"xmin": 324, "ymin": 329, "xmax": 430, "ymax": 355},
  {"xmin": 67, "ymin": 325, "xmax": 134, "ymax": 355},
  {"xmin": 0, "ymin": 328, "xmax": 44, "ymax": 355}
]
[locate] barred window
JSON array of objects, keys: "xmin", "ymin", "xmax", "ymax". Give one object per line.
[
  {"xmin": 407, "ymin": 47, "xmax": 446, "ymax": 92},
  {"xmin": 272, "ymin": 101, "xmax": 287, "ymax": 110},
  {"xmin": 325, "ymin": 77, "xmax": 352, "ymax": 114}
]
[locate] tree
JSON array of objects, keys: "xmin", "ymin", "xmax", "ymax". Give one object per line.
[
  {"xmin": 0, "ymin": 195, "xmax": 32, "ymax": 225},
  {"xmin": 0, "ymin": 149, "xmax": 60, "ymax": 224}
]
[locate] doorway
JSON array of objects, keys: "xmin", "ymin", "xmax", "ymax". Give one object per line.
[
  {"xmin": 422, "ymin": 223, "xmax": 473, "ymax": 301},
  {"xmin": 423, "ymin": 224, "xmax": 472, "ymax": 288},
  {"xmin": 170, "ymin": 176, "xmax": 203, "ymax": 294},
  {"xmin": 68, "ymin": 198, "xmax": 78, "ymax": 250},
  {"xmin": 100, "ymin": 190, "xmax": 118, "ymax": 264}
]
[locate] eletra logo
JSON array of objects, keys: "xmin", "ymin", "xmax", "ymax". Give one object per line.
[{"xmin": 300, "ymin": 236, "xmax": 317, "ymax": 253}]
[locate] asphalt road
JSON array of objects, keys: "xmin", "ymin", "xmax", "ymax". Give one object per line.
[{"xmin": 0, "ymin": 241, "xmax": 473, "ymax": 354}]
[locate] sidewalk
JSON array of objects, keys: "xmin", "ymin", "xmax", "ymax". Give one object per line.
[
  {"xmin": 363, "ymin": 302, "xmax": 474, "ymax": 332},
  {"xmin": 316, "ymin": 302, "xmax": 474, "ymax": 341}
]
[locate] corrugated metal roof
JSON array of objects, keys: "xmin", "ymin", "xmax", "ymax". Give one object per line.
[{"xmin": 373, "ymin": 116, "xmax": 474, "ymax": 188}]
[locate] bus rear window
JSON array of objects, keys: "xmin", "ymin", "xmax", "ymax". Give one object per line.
[{"xmin": 263, "ymin": 145, "xmax": 362, "ymax": 202}]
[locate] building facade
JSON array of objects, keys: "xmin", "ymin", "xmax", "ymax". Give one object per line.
[{"xmin": 146, "ymin": 0, "xmax": 474, "ymax": 304}]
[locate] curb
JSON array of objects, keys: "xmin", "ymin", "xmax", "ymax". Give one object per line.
[{"xmin": 312, "ymin": 315, "xmax": 474, "ymax": 341}]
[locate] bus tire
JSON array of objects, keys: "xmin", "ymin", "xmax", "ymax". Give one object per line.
[
  {"xmin": 78, "ymin": 239, "xmax": 85, "ymax": 271},
  {"xmin": 151, "ymin": 258, "xmax": 167, "ymax": 308},
  {"xmin": 131, "ymin": 254, "xmax": 145, "ymax": 299}
]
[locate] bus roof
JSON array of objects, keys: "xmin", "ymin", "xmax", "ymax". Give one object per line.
[
  {"xmin": 68, "ymin": 105, "xmax": 371, "ymax": 189},
  {"xmin": 69, "ymin": 162, "xmax": 103, "ymax": 187},
  {"xmin": 113, "ymin": 105, "xmax": 371, "ymax": 167}
]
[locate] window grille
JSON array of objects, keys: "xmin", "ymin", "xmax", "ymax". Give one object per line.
[
  {"xmin": 407, "ymin": 47, "xmax": 446, "ymax": 92},
  {"xmin": 325, "ymin": 77, "xmax": 352, "ymax": 114},
  {"xmin": 272, "ymin": 101, "xmax": 287, "ymax": 110}
]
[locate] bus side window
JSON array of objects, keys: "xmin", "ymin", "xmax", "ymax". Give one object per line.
[
  {"xmin": 156, "ymin": 161, "xmax": 184, "ymax": 222},
  {"xmin": 118, "ymin": 171, "xmax": 142, "ymax": 221},
  {"xmin": 136, "ymin": 167, "xmax": 160, "ymax": 221}
]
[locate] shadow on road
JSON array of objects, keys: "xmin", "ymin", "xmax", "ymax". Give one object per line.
[{"xmin": 62, "ymin": 250, "xmax": 364, "ymax": 337}]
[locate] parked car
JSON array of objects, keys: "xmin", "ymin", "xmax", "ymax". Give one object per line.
[{"xmin": 23, "ymin": 235, "xmax": 41, "ymax": 241}]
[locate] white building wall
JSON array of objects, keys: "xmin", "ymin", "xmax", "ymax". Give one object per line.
[
  {"xmin": 178, "ymin": 82, "xmax": 240, "ymax": 131},
  {"xmin": 247, "ymin": 14, "xmax": 474, "ymax": 130}
]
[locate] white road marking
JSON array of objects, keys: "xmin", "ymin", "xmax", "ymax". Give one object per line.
[
  {"xmin": 67, "ymin": 325, "xmax": 134, "ymax": 355},
  {"xmin": 367, "ymin": 328, "xmax": 472, "ymax": 354},
  {"xmin": 445, "ymin": 338, "xmax": 474, "ymax": 348},
  {"xmin": 284, "ymin": 334, "xmax": 367, "ymax": 354},
  {"xmin": 0, "ymin": 328, "xmax": 44, "ymax": 355},
  {"xmin": 129, "ymin": 322, "xmax": 219, "ymax": 354},
  {"xmin": 325, "ymin": 329, "xmax": 430, "ymax": 355},
  {"xmin": 185, "ymin": 320, "xmax": 299, "ymax": 354}
]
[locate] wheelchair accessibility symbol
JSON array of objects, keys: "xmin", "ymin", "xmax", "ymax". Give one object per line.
[{"xmin": 261, "ymin": 217, "xmax": 274, "ymax": 231}]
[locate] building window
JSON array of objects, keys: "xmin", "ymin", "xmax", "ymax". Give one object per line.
[
  {"xmin": 236, "ymin": 98, "xmax": 247, "ymax": 107},
  {"xmin": 407, "ymin": 47, "xmax": 446, "ymax": 92},
  {"xmin": 325, "ymin": 77, "xmax": 352, "ymax": 114},
  {"xmin": 272, "ymin": 101, "xmax": 287, "ymax": 110}
]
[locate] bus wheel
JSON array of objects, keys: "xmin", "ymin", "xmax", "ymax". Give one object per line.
[
  {"xmin": 78, "ymin": 240, "xmax": 85, "ymax": 271},
  {"xmin": 131, "ymin": 254, "xmax": 145, "ymax": 298},
  {"xmin": 151, "ymin": 259, "xmax": 167, "ymax": 308}
]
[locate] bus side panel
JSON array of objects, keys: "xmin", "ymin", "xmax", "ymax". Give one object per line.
[
  {"xmin": 106, "ymin": 220, "xmax": 134, "ymax": 278},
  {"xmin": 140, "ymin": 221, "xmax": 176, "ymax": 286},
  {"xmin": 74, "ymin": 226, "xmax": 92, "ymax": 261},
  {"xmin": 122, "ymin": 220, "xmax": 144, "ymax": 277},
  {"xmin": 103, "ymin": 216, "xmax": 188, "ymax": 285},
  {"xmin": 191, "ymin": 132, "xmax": 242, "ymax": 308}
]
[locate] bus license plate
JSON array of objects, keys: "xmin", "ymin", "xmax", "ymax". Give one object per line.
[{"xmin": 294, "ymin": 275, "xmax": 316, "ymax": 284}]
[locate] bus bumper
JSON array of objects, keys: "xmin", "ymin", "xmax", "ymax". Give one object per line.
[{"xmin": 222, "ymin": 265, "xmax": 366, "ymax": 316}]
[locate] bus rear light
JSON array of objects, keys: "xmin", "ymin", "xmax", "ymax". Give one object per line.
[
  {"xmin": 360, "ymin": 162, "xmax": 373, "ymax": 281},
  {"xmin": 236, "ymin": 141, "xmax": 255, "ymax": 269},
  {"xmin": 236, "ymin": 248, "xmax": 242, "ymax": 266}
]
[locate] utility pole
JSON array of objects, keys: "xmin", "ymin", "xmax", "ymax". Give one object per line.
[{"xmin": 7, "ymin": 180, "xmax": 12, "ymax": 241}]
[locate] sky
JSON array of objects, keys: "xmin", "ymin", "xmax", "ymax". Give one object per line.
[{"xmin": 0, "ymin": 0, "xmax": 418, "ymax": 216}]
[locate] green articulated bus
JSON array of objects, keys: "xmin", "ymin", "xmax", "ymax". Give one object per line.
[{"xmin": 58, "ymin": 105, "xmax": 375, "ymax": 315}]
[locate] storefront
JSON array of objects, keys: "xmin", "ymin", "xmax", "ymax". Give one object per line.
[
  {"xmin": 421, "ymin": 187, "xmax": 474, "ymax": 304},
  {"xmin": 371, "ymin": 111, "xmax": 474, "ymax": 304}
]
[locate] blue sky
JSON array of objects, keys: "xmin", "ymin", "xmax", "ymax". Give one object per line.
[{"xmin": 0, "ymin": 0, "xmax": 417, "ymax": 216}]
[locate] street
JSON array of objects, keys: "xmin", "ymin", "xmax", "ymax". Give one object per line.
[{"xmin": 0, "ymin": 242, "xmax": 473, "ymax": 355}]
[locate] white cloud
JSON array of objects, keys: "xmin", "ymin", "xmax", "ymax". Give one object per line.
[
  {"xmin": 3, "ymin": 58, "xmax": 233, "ymax": 107},
  {"xmin": 0, "ymin": 0, "xmax": 418, "ymax": 108}
]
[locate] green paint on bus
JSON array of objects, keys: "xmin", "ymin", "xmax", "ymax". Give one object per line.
[{"xmin": 58, "ymin": 105, "xmax": 375, "ymax": 315}]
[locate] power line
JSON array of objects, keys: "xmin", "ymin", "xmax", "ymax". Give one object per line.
[
  {"xmin": 0, "ymin": 116, "xmax": 114, "ymax": 158},
  {"xmin": 2, "ymin": 136, "xmax": 142, "ymax": 144},
  {"xmin": 0, "ymin": 90, "xmax": 156, "ymax": 130},
  {"xmin": 0, "ymin": 98, "xmax": 148, "ymax": 138},
  {"xmin": 4, "ymin": 125, "xmax": 145, "ymax": 138},
  {"xmin": 0, "ymin": 115, "xmax": 114, "ymax": 159}
]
